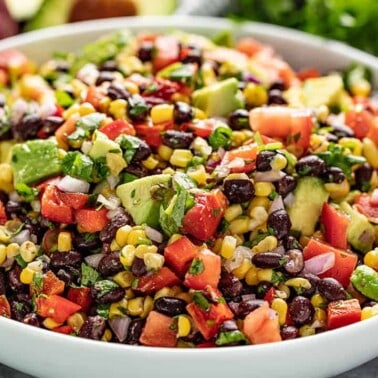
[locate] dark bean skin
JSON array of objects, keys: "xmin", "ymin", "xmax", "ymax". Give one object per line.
[
  {"xmin": 173, "ymin": 101, "xmax": 194, "ymax": 124},
  {"xmin": 317, "ymin": 277, "xmax": 347, "ymax": 302},
  {"xmin": 50, "ymin": 250, "xmax": 82, "ymax": 269},
  {"xmin": 326, "ymin": 133, "xmax": 339, "ymax": 143},
  {"xmin": 162, "ymin": 130, "xmax": 194, "ymax": 149},
  {"xmin": 154, "ymin": 296, "xmax": 187, "ymax": 317},
  {"xmin": 107, "ymin": 82, "xmax": 131, "ymax": 101},
  {"xmin": 131, "ymin": 257, "xmax": 147, "ymax": 277},
  {"xmin": 219, "ymin": 269, "xmax": 243, "ymax": 299},
  {"xmin": 95, "ymin": 71, "xmax": 115, "ymax": 86},
  {"xmin": 296, "ymin": 155, "xmax": 326, "ymax": 176},
  {"xmin": 252, "ymin": 252, "xmax": 283, "ymax": 269},
  {"xmin": 289, "ymin": 296, "xmax": 314, "ymax": 326},
  {"xmin": 228, "ymin": 109, "xmax": 250, "ymax": 130},
  {"xmin": 56, "ymin": 267, "xmax": 79, "ymax": 286},
  {"xmin": 283, "ymin": 249, "xmax": 304, "ymax": 275},
  {"xmin": 126, "ymin": 319, "xmax": 145, "ymax": 345},
  {"xmin": 362, "ymin": 300, "xmax": 377, "ymax": 308},
  {"xmin": 322, "ymin": 166, "xmax": 345, "ymax": 184},
  {"xmin": 269, "ymin": 80, "xmax": 286, "ymax": 91},
  {"xmin": 23, "ymin": 313, "xmax": 41, "ymax": 327},
  {"xmin": 79, "ymin": 316, "xmax": 106, "ymax": 340},
  {"xmin": 98, "ymin": 252, "xmax": 123, "ymax": 276},
  {"xmin": 131, "ymin": 142, "xmax": 151, "ymax": 164},
  {"xmin": 256, "ymin": 150, "xmax": 276, "ymax": 171},
  {"xmin": 280, "ymin": 325, "xmax": 299, "ymax": 340},
  {"xmin": 354, "ymin": 163, "xmax": 373, "ymax": 192},
  {"xmin": 99, "ymin": 209, "xmax": 134, "ymax": 244},
  {"xmin": 12, "ymin": 114, "xmax": 43, "ymax": 141},
  {"xmin": 268, "ymin": 89, "xmax": 288, "ymax": 105},
  {"xmin": 74, "ymin": 233, "xmax": 102, "ymax": 253},
  {"xmin": 94, "ymin": 287, "xmax": 125, "ymax": 304},
  {"xmin": 284, "ymin": 235, "xmax": 302, "ymax": 251},
  {"xmin": 275, "ymin": 175, "xmax": 297, "ymax": 197},
  {"xmin": 127, "ymin": 95, "xmax": 149, "ymax": 123},
  {"xmin": 331, "ymin": 123, "xmax": 354, "ymax": 138},
  {"xmin": 223, "ymin": 179, "xmax": 254, "ymax": 204},
  {"xmin": 8, "ymin": 265, "xmax": 27, "ymax": 293},
  {"xmin": 235, "ymin": 299, "xmax": 265, "ymax": 319},
  {"xmin": 124, "ymin": 163, "xmax": 148, "ymax": 178},
  {"xmin": 39, "ymin": 116, "xmax": 64, "ymax": 137},
  {"xmin": 256, "ymin": 281, "xmax": 273, "ymax": 299},
  {"xmin": 11, "ymin": 300, "xmax": 31, "ymax": 321},
  {"xmin": 137, "ymin": 42, "xmax": 154, "ymax": 62},
  {"xmin": 300, "ymin": 273, "xmax": 320, "ymax": 297},
  {"xmin": 181, "ymin": 48, "xmax": 202, "ymax": 65},
  {"xmin": 5, "ymin": 200, "xmax": 24, "ymax": 216},
  {"xmin": 100, "ymin": 60, "xmax": 118, "ymax": 72},
  {"xmin": 0, "ymin": 271, "xmax": 5, "ymax": 296},
  {"xmin": 267, "ymin": 209, "xmax": 292, "ymax": 239}
]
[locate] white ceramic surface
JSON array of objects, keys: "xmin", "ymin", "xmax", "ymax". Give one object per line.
[{"xmin": 0, "ymin": 16, "xmax": 377, "ymax": 378}]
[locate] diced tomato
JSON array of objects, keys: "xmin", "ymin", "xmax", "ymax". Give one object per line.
[
  {"xmin": 320, "ymin": 203, "xmax": 351, "ymax": 250},
  {"xmin": 55, "ymin": 116, "xmax": 78, "ymax": 150},
  {"xmin": 67, "ymin": 287, "xmax": 92, "ymax": 313},
  {"xmin": 366, "ymin": 117, "xmax": 378, "ymax": 146},
  {"xmin": 303, "ymin": 238, "xmax": 358, "ymax": 287},
  {"xmin": 164, "ymin": 236, "xmax": 199, "ymax": 277},
  {"xmin": 327, "ymin": 299, "xmax": 361, "ymax": 330},
  {"xmin": 136, "ymin": 267, "xmax": 181, "ymax": 294},
  {"xmin": 0, "ymin": 69, "xmax": 8, "ymax": 86},
  {"xmin": 41, "ymin": 185, "xmax": 74, "ymax": 224},
  {"xmin": 221, "ymin": 142, "xmax": 259, "ymax": 173},
  {"xmin": 345, "ymin": 108, "xmax": 373, "ymax": 139},
  {"xmin": 153, "ymin": 35, "xmax": 180, "ymax": 72},
  {"xmin": 370, "ymin": 189, "xmax": 378, "ymax": 206},
  {"xmin": 0, "ymin": 49, "xmax": 29, "ymax": 74},
  {"xmin": 184, "ymin": 248, "xmax": 221, "ymax": 290},
  {"xmin": 59, "ymin": 192, "xmax": 89, "ymax": 210},
  {"xmin": 249, "ymin": 106, "xmax": 314, "ymax": 156},
  {"xmin": 236, "ymin": 37, "xmax": 263, "ymax": 57},
  {"xmin": 182, "ymin": 189, "xmax": 227, "ymax": 241},
  {"xmin": 296, "ymin": 67, "xmax": 321, "ymax": 81},
  {"xmin": 183, "ymin": 119, "xmax": 216, "ymax": 138},
  {"xmin": 186, "ymin": 300, "xmax": 234, "ymax": 340},
  {"xmin": 0, "ymin": 201, "xmax": 7, "ymax": 225},
  {"xmin": 142, "ymin": 77, "xmax": 181, "ymax": 101},
  {"xmin": 75, "ymin": 207, "xmax": 109, "ymax": 233},
  {"xmin": 263, "ymin": 287, "xmax": 276, "ymax": 304},
  {"xmin": 243, "ymin": 302, "xmax": 282, "ymax": 344},
  {"xmin": 139, "ymin": 310, "xmax": 177, "ymax": 347},
  {"xmin": 99, "ymin": 119, "xmax": 135, "ymax": 140},
  {"xmin": 0, "ymin": 295, "xmax": 11, "ymax": 318},
  {"xmin": 85, "ymin": 86, "xmax": 106, "ymax": 109},
  {"xmin": 196, "ymin": 342, "xmax": 217, "ymax": 348},
  {"xmin": 354, "ymin": 193, "xmax": 378, "ymax": 223},
  {"xmin": 42, "ymin": 271, "xmax": 65, "ymax": 296},
  {"xmin": 134, "ymin": 122, "xmax": 171, "ymax": 147},
  {"xmin": 36, "ymin": 295, "xmax": 81, "ymax": 324},
  {"xmin": 52, "ymin": 325, "xmax": 74, "ymax": 334}
]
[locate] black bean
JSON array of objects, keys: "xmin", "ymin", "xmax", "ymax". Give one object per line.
[
  {"xmin": 256, "ymin": 281, "xmax": 273, "ymax": 299},
  {"xmin": 362, "ymin": 300, "xmax": 377, "ymax": 308},
  {"xmin": 252, "ymin": 252, "xmax": 283, "ymax": 269},
  {"xmin": 74, "ymin": 233, "xmax": 102, "ymax": 252},
  {"xmin": 56, "ymin": 268, "xmax": 78, "ymax": 286},
  {"xmin": 269, "ymin": 80, "xmax": 286, "ymax": 91},
  {"xmin": 137, "ymin": 42, "xmax": 154, "ymax": 62},
  {"xmin": 123, "ymin": 163, "xmax": 148, "ymax": 178},
  {"xmin": 236, "ymin": 299, "xmax": 265, "ymax": 319},
  {"xmin": 154, "ymin": 296, "xmax": 187, "ymax": 317},
  {"xmin": 267, "ymin": 209, "xmax": 292, "ymax": 239},
  {"xmin": 7, "ymin": 265, "xmax": 27, "ymax": 293},
  {"xmin": 268, "ymin": 89, "xmax": 288, "ymax": 105},
  {"xmin": 126, "ymin": 319, "xmax": 145, "ymax": 345},
  {"xmin": 127, "ymin": 95, "xmax": 150, "ymax": 123},
  {"xmin": 173, "ymin": 101, "xmax": 194, "ymax": 124},
  {"xmin": 223, "ymin": 178, "xmax": 254, "ymax": 204},
  {"xmin": 317, "ymin": 277, "xmax": 347, "ymax": 302},
  {"xmin": 162, "ymin": 130, "xmax": 194, "ymax": 149},
  {"xmin": 280, "ymin": 325, "xmax": 299, "ymax": 340},
  {"xmin": 275, "ymin": 175, "xmax": 297, "ymax": 197},
  {"xmin": 23, "ymin": 313, "xmax": 41, "ymax": 327},
  {"xmin": 11, "ymin": 300, "xmax": 31, "ymax": 321},
  {"xmin": 130, "ymin": 139, "xmax": 151, "ymax": 164},
  {"xmin": 296, "ymin": 155, "xmax": 326, "ymax": 176},
  {"xmin": 0, "ymin": 191, "xmax": 8, "ymax": 204},
  {"xmin": 354, "ymin": 163, "xmax": 373, "ymax": 192},
  {"xmin": 219, "ymin": 269, "xmax": 243, "ymax": 299},
  {"xmin": 325, "ymin": 133, "xmax": 338, "ymax": 143},
  {"xmin": 283, "ymin": 249, "xmax": 304, "ymax": 275},
  {"xmin": 322, "ymin": 166, "xmax": 345, "ymax": 184},
  {"xmin": 299, "ymin": 273, "xmax": 320, "ymax": 297},
  {"xmin": 181, "ymin": 48, "xmax": 202, "ymax": 65},
  {"xmin": 100, "ymin": 60, "xmax": 118, "ymax": 72},
  {"xmin": 95, "ymin": 71, "xmax": 115, "ymax": 86},
  {"xmin": 107, "ymin": 82, "xmax": 131, "ymax": 101},
  {"xmin": 39, "ymin": 116, "xmax": 64, "ymax": 137},
  {"xmin": 12, "ymin": 114, "xmax": 43, "ymax": 141},
  {"xmin": 289, "ymin": 296, "xmax": 314, "ymax": 326},
  {"xmin": 284, "ymin": 235, "xmax": 302, "ymax": 251},
  {"xmin": 79, "ymin": 316, "xmax": 106, "ymax": 340},
  {"xmin": 228, "ymin": 109, "xmax": 249, "ymax": 130},
  {"xmin": 131, "ymin": 257, "xmax": 147, "ymax": 277},
  {"xmin": 98, "ymin": 252, "xmax": 123, "ymax": 276},
  {"xmin": 0, "ymin": 271, "xmax": 5, "ymax": 295},
  {"xmin": 96, "ymin": 287, "xmax": 125, "ymax": 304},
  {"xmin": 331, "ymin": 123, "xmax": 354, "ymax": 138},
  {"xmin": 256, "ymin": 150, "xmax": 276, "ymax": 172},
  {"xmin": 99, "ymin": 209, "xmax": 134, "ymax": 244},
  {"xmin": 0, "ymin": 118, "xmax": 11, "ymax": 141},
  {"xmin": 50, "ymin": 250, "xmax": 82, "ymax": 269},
  {"xmin": 55, "ymin": 61, "xmax": 70, "ymax": 72},
  {"xmin": 5, "ymin": 200, "xmax": 24, "ymax": 216}
]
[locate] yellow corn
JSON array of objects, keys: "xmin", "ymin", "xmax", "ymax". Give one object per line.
[
  {"xmin": 67, "ymin": 313, "xmax": 86, "ymax": 332},
  {"xmin": 324, "ymin": 179, "xmax": 350, "ymax": 201},
  {"xmin": 141, "ymin": 296, "xmax": 154, "ymax": 318},
  {"xmin": 158, "ymin": 145, "xmax": 173, "ymax": 161},
  {"xmin": 171, "ymin": 93, "xmax": 190, "ymax": 104},
  {"xmin": 150, "ymin": 104, "xmax": 174, "ymax": 124},
  {"xmin": 233, "ymin": 234, "xmax": 245, "ymax": 246},
  {"xmin": 285, "ymin": 277, "xmax": 311, "ymax": 291},
  {"xmin": 277, "ymin": 284, "xmax": 290, "ymax": 299},
  {"xmin": 109, "ymin": 298, "xmax": 129, "ymax": 319},
  {"xmin": 257, "ymin": 268, "xmax": 274, "ymax": 283},
  {"xmin": 120, "ymin": 245, "xmax": 136, "ymax": 267},
  {"xmin": 270, "ymin": 154, "xmax": 287, "ymax": 171},
  {"xmin": 135, "ymin": 244, "xmax": 158, "ymax": 258},
  {"xmin": 101, "ymin": 329, "xmax": 113, "ymax": 342},
  {"xmin": 57, "ymin": 232, "xmax": 72, "ymax": 252},
  {"xmin": 178, "ymin": 315, "xmax": 191, "ymax": 338},
  {"xmin": 0, "ymin": 163, "xmax": 13, "ymax": 183},
  {"xmin": 127, "ymin": 297, "xmax": 144, "ymax": 316},
  {"xmin": 115, "ymin": 225, "xmax": 133, "ymax": 247},
  {"xmin": 106, "ymin": 153, "xmax": 127, "ymax": 176},
  {"xmin": 109, "ymin": 239, "xmax": 121, "ymax": 252},
  {"xmin": 252, "ymin": 235, "xmax": 278, "ymax": 254},
  {"xmin": 143, "ymin": 253, "xmax": 164, "ymax": 270},
  {"xmin": 0, "ymin": 226, "xmax": 11, "ymax": 244},
  {"xmin": 43, "ymin": 317, "xmax": 62, "ymax": 330},
  {"xmin": 364, "ymin": 248, "xmax": 378, "ymax": 269},
  {"xmin": 339, "ymin": 137, "xmax": 362, "ymax": 156},
  {"xmin": 109, "ymin": 99, "xmax": 127, "ymax": 120},
  {"xmin": 350, "ymin": 79, "xmax": 371, "ymax": 97},
  {"xmin": 229, "ymin": 217, "xmax": 250, "ymax": 234},
  {"xmin": 113, "ymin": 271, "xmax": 134, "ymax": 288},
  {"xmin": 187, "ymin": 165, "xmax": 207, "ymax": 186},
  {"xmin": 154, "ymin": 287, "xmax": 172, "ymax": 300},
  {"xmin": 245, "ymin": 265, "xmax": 259, "ymax": 286},
  {"xmin": 169, "ymin": 149, "xmax": 193, "ymax": 168},
  {"xmin": 70, "ymin": 79, "xmax": 88, "ymax": 99},
  {"xmin": 362, "ymin": 138, "xmax": 378, "ymax": 168},
  {"xmin": 254, "ymin": 182, "xmax": 275, "ymax": 197},
  {"xmin": 201, "ymin": 62, "xmax": 217, "ymax": 86},
  {"xmin": 20, "ymin": 241, "xmax": 38, "ymax": 263},
  {"xmin": 299, "ymin": 325, "xmax": 315, "ymax": 337},
  {"xmin": 127, "ymin": 229, "xmax": 147, "ymax": 246},
  {"xmin": 176, "ymin": 292, "xmax": 192, "ymax": 303},
  {"xmin": 98, "ymin": 97, "xmax": 111, "ymax": 113},
  {"xmin": 220, "ymin": 235, "xmax": 237, "ymax": 259},
  {"xmin": 315, "ymin": 105, "xmax": 330, "ymax": 123},
  {"xmin": 162, "ymin": 167, "xmax": 175, "ymax": 175},
  {"xmin": 243, "ymin": 83, "xmax": 268, "ymax": 107},
  {"xmin": 193, "ymin": 108, "xmax": 206, "ymax": 120},
  {"xmin": 224, "ymin": 204, "xmax": 243, "ymax": 222},
  {"xmin": 20, "ymin": 267, "xmax": 35, "ymax": 284},
  {"xmin": 311, "ymin": 294, "xmax": 327, "ymax": 309},
  {"xmin": 248, "ymin": 197, "xmax": 271, "ymax": 211},
  {"xmin": 313, "ymin": 308, "xmax": 327, "ymax": 324},
  {"xmin": 361, "ymin": 304, "xmax": 378, "ymax": 320},
  {"xmin": 248, "ymin": 206, "xmax": 269, "ymax": 230},
  {"xmin": 0, "ymin": 244, "xmax": 6, "ymax": 265},
  {"xmin": 124, "ymin": 81, "xmax": 139, "ymax": 95},
  {"xmin": 231, "ymin": 131, "xmax": 248, "ymax": 147},
  {"xmin": 232, "ymin": 258, "xmax": 253, "ymax": 280},
  {"xmin": 271, "ymin": 298, "xmax": 287, "ymax": 326},
  {"xmin": 28, "ymin": 260, "xmax": 43, "ymax": 273},
  {"xmin": 6, "ymin": 243, "xmax": 19, "ymax": 258}
]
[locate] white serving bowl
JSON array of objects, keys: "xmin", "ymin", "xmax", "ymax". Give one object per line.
[{"xmin": 0, "ymin": 16, "xmax": 377, "ymax": 378}]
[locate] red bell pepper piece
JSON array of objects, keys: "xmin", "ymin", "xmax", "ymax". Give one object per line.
[
  {"xmin": 0, "ymin": 201, "xmax": 7, "ymax": 225},
  {"xmin": 134, "ymin": 121, "xmax": 172, "ymax": 147},
  {"xmin": 136, "ymin": 267, "xmax": 181, "ymax": 294},
  {"xmin": 327, "ymin": 299, "xmax": 361, "ymax": 330},
  {"xmin": 182, "ymin": 189, "xmax": 227, "ymax": 241},
  {"xmin": 42, "ymin": 271, "xmax": 65, "ymax": 296},
  {"xmin": 67, "ymin": 287, "xmax": 92, "ymax": 313},
  {"xmin": 52, "ymin": 325, "xmax": 74, "ymax": 334},
  {"xmin": 184, "ymin": 248, "xmax": 221, "ymax": 290},
  {"xmin": 84, "ymin": 86, "xmax": 106, "ymax": 109},
  {"xmin": 164, "ymin": 236, "xmax": 199, "ymax": 277},
  {"xmin": 41, "ymin": 185, "xmax": 74, "ymax": 224},
  {"xmin": 36, "ymin": 295, "xmax": 81, "ymax": 324},
  {"xmin": 320, "ymin": 203, "xmax": 350, "ymax": 250},
  {"xmin": 75, "ymin": 207, "xmax": 109, "ymax": 233},
  {"xmin": 263, "ymin": 287, "xmax": 276, "ymax": 305},
  {"xmin": 303, "ymin": 238, "xmax": 358, "ymax": 287},
  {"xmin": 354, "ymin": 193, "xmax": 378, "ymax": 223},
  {"xmin": 345, "ymin": 108, "xmax": 372, "ymax": 139},
  {"xmin": 99, "ymin": 119, "xmax": 136, "ymax": 140},
  {"xmin": 0, "ymin": 295, "xmax": 11, "ymax": 318},
  {"xmin": 59, "ymin": 192, "xmax": 89, "ymax": 210},
  {"xmin": 152, "ymin": 35, "xmax": 180, "ymax": 72},
  {"xmin": 139, "ymin": 310, "xmax": 177, "ymax": 347}
]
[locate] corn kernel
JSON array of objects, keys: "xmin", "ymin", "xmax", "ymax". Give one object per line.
[
  {"xmin": 110, "ymin": 239, "xmax": 121, "ymax": 252},
  {"xmin": 224, "ymin": 204, "xmax": 243, "ymax": 222},
  {"xmin": 220, "ymin": 235, "xmax": 237, "ymax": 259},
  {"xmin": 101, "ymin": 329, "xmax": 112, "ymax": 342},
  {"xmin": 6, "ymin": 243, "xmax": 19, "ymax": 258},
  {"xmin": 109, "ymin": 298, "xmax": 129, "ymax": 319},
  {"xmin": 124, "ymin": 81, "xmax": 139, "ymax": 95},
  {"xmin": 364, "ymin": 248, "xmax": 378, "ymax": 269},
  {"xmin": 143, "ymin": 253, "xmax": 164, "ymax": 270},
  {"xmin": 120, "ymin": 245, "xmax": 136, "ymax": 267},
  {"xmin": 254, "ymin": 182, "xmax": 275, "ymax": 197},
  {"xmin": 0, "ymin": 163, "xmax": 13, "ymax": 183},
  {"xmin": 285, "ymin": 277, "xmax": 311, "ymax": 291},
  {"xmin": 201, "ymin": 62, "xmax": 217, "ymax": 86},
  {"xmin": 20, "ymin": 267, "xmax": 35, "ymax": 284},
  {"xmin": 243, "ymin": 83, "xmax": 268, "ymax": 107},
  {"xmin": 127, "ymin": 297, "xmax": 144, "ymax": 316},
  {"xmin": 67, "ymin": 312, "xmax": 86, "ymax": 332},
  {"xmin": 229, "ymin": 217, "xmax": 250, "ymax": 234},
  {"xmin": 28, "ymin": 260, "xmax": 43, "ymax": 273},
  {"xmin": 171, "ymin": 93, "xmax": 190, "ymax": 104},
  {"xmin": 324, "ymin": 179, "xmax": 350, "ymax": 201},
  {"xmin": 233, "ymin": 234, "xmax": 245, "ymax": 246},
  {"xmin": 245, "ymin": 265, "xmax": 259, "ymax": 286},
  {"xmin": 178, "ymin": 315, "xmax": 191, "ymax": 337},
  {"xmin": 154, "ymin": 287, "xmax": 172, "ymax": 299},
  {"xmin": 0, "ymin": 226, "xmax": 11, "ymax": 243},
  {"xmin": 170, "ymin": 149, "xmax": 193, "ymax": 168},
  {"xmin": 150, "ymin": 104, "xmax": 174, "ymax": 124},
  {"xmin": 113, "ymin": 271, "xmax": 134, "ymax": 288},
  {"xmin": 158, "ymin": 144, "xmax": 173, "ymax": 161},
  {"xmin": 135, "ymin": 244, "xmax": 158, "ymax": 258},
  {"xmin": 57, "ymin": 232, "xmax": 72, "ymax": 252},
  {"xmin": 277, "ymin": 284, "xmax": 290, "ymax": 299},
  {"xmin": 109, "ymin": 99, "xmax": 127, "ymax": 120},
  {"xmin": 20, "ymin": 241, "xmax": 38, "ymax": 263},
  {"xmin": 142, "ymin": 156, "xmax": 159, "ymax": 170},
  {"xmin": 125, "ymin": 288, "xmax": 135, "ymax": 299},
  {"xmin": 187, "ymin": 165, "xmax": 207, "ymax": 186},
  {"xmin": 43, "ymin": 317, "xmax": 62, "ymax": 330},
  {"xmin": 115, "ymin": 225, "xmax": 132, "ymax": 247},
  {"xmin": 339, "ymin": 137, "xmax": 362, "ymax": 156},
  {"xmin": 106, "ymin": 153, "xmax": 127, "ymax": 176},
  {"xmin": 176, "ymin": 292, "xmax": 192, "ymax": 303},
  {"xmin": 313, "ymin": 308, "xmax": 327, "ymax": 324},
  {"xmin": 141, "ymin": 296, "xmax": 154, "ymax": 318},
  {"xmin": 252, "ymin": 235, "xmax": 278, "ymax": 254},
  {"xmin": 350, "ymin": 79, "xmax": 371, "ymax": 97},
  {"xmin": 270, "ymin": 154, "xmax": 287, "ymax": 171},
  {"xmin": 271, "ymin": 298, "xmax": 287, "ymax": 326},
  {"xmin": 0, "ymin": 244, "xmax": 6, "ymax": 265},
  {"xmin": 167, "ymin": 234, "xmax": 182, "ymax": 245},
  {"xmin": 127, "ymin": 229, "xmax": 146, "ymax": 246},
  {"xmin": 193, "ymin": 108, "xmax": 206, "ymax": 120},
  {"xmin": 248, "ymin": 197, "xmax": 271, "ymax": 212},
  {"xmin": 170, "ymin": 285, "xmax": 182, "ymax": 296},
  {"xmin": 257, "ymin": 268, "xmax": 273, "ymax": 283},
  {"xmin": 162, "ymin": 167, "xmax": 175, "ymax": 175},
  {"xmin": 311, "ymin": 294, "xmax": 327, "ymax": 309},
  {"xmin": 299, "ymin": 325, "xmax": 315, "ymax": 337},
  {"xmin": 361, "ymin": 304, "xmax": 378, "ymax": 320},
  {"xmin": 232, "ymin": 258, "xmax": 253, "ymax": 280}
]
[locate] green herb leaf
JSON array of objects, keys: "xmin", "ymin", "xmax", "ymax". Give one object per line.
[
  {"xmin": 55, "ymin": 90, "xmax": 75, "ymax": 108},
  {"xmin": 116, "ymin": 135, "xmax": 147, "ymax": 163},
  {"xmin": 76, "ymin": 113, "xmax": 106, "ymax": 132},
  {"xmin": 215, "ymin": 330, "xmax": 248, "ymax": 346},
  {"xmin": 97, "ymin": 304, "xmax": 110, "ymax": 319},
  {"xmin": 62, "ymin": 151, "xmax": 94, "ymax": 182},
  {"xmin": 193, "ymin": 292, "xmax": 211, "ymax": 311},
  {"xmin": 188, "ymin": 259, "xmax": 204, "ymax": 275},
  {"xmin": 15, "ymin": 183, "xmax": 40, "ymax": 202},
  {"xmin": 81, "ymin": 263, "xmax": 101, "ymax": 287},
  {"xmin": 14, "ymin": 254, "xmax": 27, "ymax": 268},
  {"xmin": 92, "ymin": 157, "xmax": 110, "ymax": 182},
  {"xmin": 209, "ymin": 126, "xmax": 233, "ymax": 150}
]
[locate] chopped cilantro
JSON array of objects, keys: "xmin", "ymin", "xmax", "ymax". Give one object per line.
[
  {"xmin": 81, "ymin": 263, "xmax": 101, "ymax": 287},
  {"xmin": 14, "ymin": 254, "xmax": 27, "ymax": 269},
  {"xmin": 209, "ymin": 126, "xmax": 233, "ymax": 150},
  {"xmin": 215, "ymin": 330, "xmax": 248, "ymax": 346},
  {"xmin": 76, "ymin": 113, "xmax": 106, "ymax": 132},
  {"xmin": 62, "ymin": 151, "xmax": 94, "ymax": 182},
  {"xmin": 15, "ymin": 183, "xmax": 39, "ymax": 202},
  {"xmin": 97, "ymin": 304, "xmax": 110, "ymax": 319},
  {"xmin": 188, "ymin": 259, "xmax": 204, "ymax": 275},
  {"xmin": 193, "ymin": 292, "xmax": 210, "ymax": 311}
]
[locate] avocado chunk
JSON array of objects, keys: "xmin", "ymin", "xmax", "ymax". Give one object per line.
[
  {"xmin": 89, "ymin": 131, "xmax": 122, "ymax": 160},
  {"xmin": 287, "ymin": 176, "xmax": 329, "ymax": 236},
  {"xmin": 303, "ymin": 75, "xmax": 344, "ymax": 108},
  {"xmin": 351, "ymin": 265, "xmax": 378, "ymax": 301},
  {"xmin": 11, "ymin": 139, "xmax": 62, "ymax": 185},
  {"xmin": 339, "ymin": 201, "xmax": 375, "ymax": 253},
  {"xmin": 116, "ymin": 174, "xmax": 171, "ymax": 227},
  {"xmin": 192, "ymin": 78, "xmax": 244, "ymax": 118}
]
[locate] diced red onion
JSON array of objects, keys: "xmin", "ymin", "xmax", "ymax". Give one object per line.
[
  {"xmin": 224, "ymin": 246, "xmax": 252, "ymax": 271},
  {"xmin": 254, "ymin": 170, "xmax": 286, "ymax": 182},
  {"xmin": 145, "ymin": 226, "xmax": 163, "ymax": 243},
  {"xmin": 243, "ymin": 72, "xmax": 261, "ymax": 84},
  {"xmin": 370, "ymin": 188, "xmax": 378, "ymax": 206},
  {"xmin": 84, "ymin": 253, "xmax": 106, "ymax": 269},
  {"xmin": 97, "ymin": 194, "xmax": 121, "ymax": 210},
  {"xmin": 217, "ymin": 147, "xmax": 226, "ymax": 159},
  {"xmin": 77, "ymin": 63, "xmax": 99, "ymax": 86},
  {"xmin": 10, "ymin": 99, "xmax": 28, "ymax": 124},
  {"xmin": 106, "ymin": 207, "xmax": 124, "ymax": 220},
  {"xmin": 81, "ymin": 141, "xmax": 93, "ymax": 155},
  {"xmin": 0, "ymin": 257, "xmax": 14, "ymax": 268},
  {"xmin": 303, "ymin": 252, "xmax": 335, "ymax": 276},
  {"xmin": 109, "ymin": 316, "xmax": 132, "ymax": 343},
  {"xmin": 11, "ymin": 229, "xmax": 30, "ymax": 245},
  {"xmin": 283, "ymin": 192, "xmax": 295, "ymax": 208},
  {"xmin": 269, "ymin": 195, "xmax": 284, "ymax": 214},
  {"xmin": 57, "ymin": 176, "xmax": 90, "ymax": 193},
  {"xmin": 106, "ymin": 175, "xmax": 120, "ymax": 190},
  {"xmin": 39, "ymin": 99, "xmax": 57, "ymax": 118}
]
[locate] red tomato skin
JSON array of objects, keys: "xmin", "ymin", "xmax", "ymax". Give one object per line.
[
  {"xmin": 42, "ymin": 271, "xmax": 65, "ymax": 296},
  {"xmin": 0, "ymin": 295, "xmax": 11, "ymax": 318},
  {"xmin": 36, "ymin": 295, "xmax": 81, "ymax": 324},
  {"xmin": 41, "ymin": 185, "xmax": 74, "ymax": 224},
  {"xmin": 67, "ymin": 287, "xmax": 92, "ymax": 313},
  {"xmin": 345, "ymin": 109, "xmax": 372, "ymax": 139},
  {"xmin": 0, "ymin": 50, "xmax": 28, "ymax": 72},
  {"xmin": 85, "ymin": 86, "xmax": 106, "ymax": 109},
  {"xmin": 75, "ymin": 208, "xmax": 109, "ymax": 233},
  {"xmin": 0, "ymin": 201, "xmax": 7, "ymax": 225},
  {"xmin": 320, "ymin": 203, "xmax": 350, "ymax": 250},
  {"xmin": 99, "ymin": 119, "xmax": 135, "ymax": 140},
  {"xmin": 221, "ymin": 143, "xmax": 258, "ymax": 173},
  {"xmin": 236, "ymin": 37, "xmax": 263, "ymax": 56},
  {"xmin": 327, "ymin": 299, "xmax": 361, "ymax": 330},
  {"xmin": 134, "ymin": 121, "xmax": 172, "ymax": 147},
  {"xmin": 354, "ymin": 193, "xmax": 378, "ymax": 223},
  {"xmin": 52, "ymin": 325, "xmax": 74, "ymax": 334},
  {"xmin": 136, "ymin": 267, "xmax": 181, "ymax": 294},
  {"xmin": 153, "ymin": 35, "xmax": 180, "ymax": 72},
  {"xmin": 59, "ymin": 192, "xmax": 89, "ymax": 210}
]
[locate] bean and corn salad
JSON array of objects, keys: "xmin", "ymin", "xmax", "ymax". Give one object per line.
[{"xmin": 0, "ymin": 30, "xmax": 377, "ymax": 347}]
